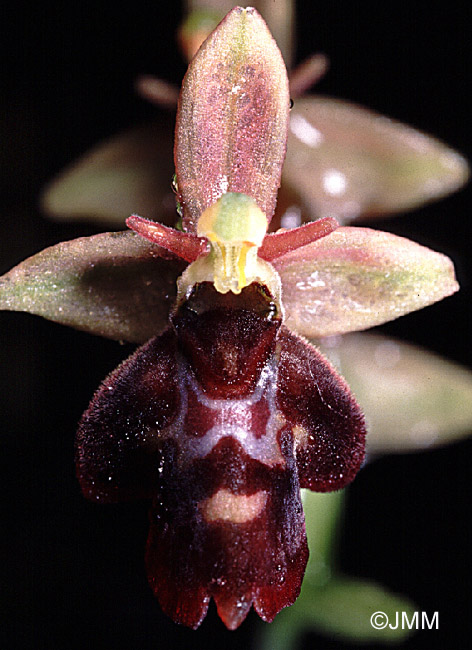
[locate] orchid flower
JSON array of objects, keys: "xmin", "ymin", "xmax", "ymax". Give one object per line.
[
  {"xmin": 0, "ymin": 7, "xmax": 461, "ymax": 632},
  {"xmin": 37, "ymin": 1, "xmax": 472, "ymax": 457}
]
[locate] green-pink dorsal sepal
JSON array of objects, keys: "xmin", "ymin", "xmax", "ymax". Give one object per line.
[{"xmin": 175, "ymin": 7, "xmax": 290, "ymax": 233}]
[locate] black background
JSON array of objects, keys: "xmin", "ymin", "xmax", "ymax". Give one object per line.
[{"xmin": 1, "ymin": 2, "xmax": 471, "ymax": 649}]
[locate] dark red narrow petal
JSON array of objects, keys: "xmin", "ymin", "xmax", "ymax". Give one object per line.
[
  {"xmin": 258, "ymin": 216, "xmax": 339, "ymax": 261},
  {"xmin": 276, "ymin": 326, "xmax": 366, "ymax": 491},
  {"xmin": 76, "ymin": 330, "xmax": 180, "ymax": 502},
  {"xmin": 126, "ymin": 215, "xmax": 208, "ymax": 262}
]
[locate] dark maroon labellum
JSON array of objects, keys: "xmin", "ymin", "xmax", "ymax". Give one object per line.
[{"xmin": 76, "ymin": 282, "xmax": 365, "ymax": 629}]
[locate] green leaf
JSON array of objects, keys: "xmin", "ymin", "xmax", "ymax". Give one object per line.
[
  {"xmin": 258, "ymin": 577, "xmax": 416, "ymax": 648},
  {"xmin": 273, "ymin": 226, "xmax": 458, "ymax": 337},
  {"xmin": 0, "ymin": 232, "xmax": 186, "ymax": 342},
  {"xmin": 318, "ymin": 333, "xmax": 472, "ymax": 453},
  {"xmin": 175, "ymin": 6, "xmax": 290, "ymax": 232},
  {"xmin": 284, "ymin": 97, "xmax": 469, "ymax": 222},
  {"xmin": 257, "ymin": 489, "xmax": 416, "ymax": 647},
  {"xmin": 294, "ymin": 578, "xmax": 414, "ymax": 644}
]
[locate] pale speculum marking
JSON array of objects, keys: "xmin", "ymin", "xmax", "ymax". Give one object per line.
[
  {"xmin": 159, "ymin": 354, "xmax": 286, "ymax": 467},
  {"xmin": 200, "ymin": 488, "xmax": 268, "ymax": 523}
]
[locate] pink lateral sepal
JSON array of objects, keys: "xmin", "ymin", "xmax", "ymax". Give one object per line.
[
  {"xmin": 259, "ymin": 217, "xmax": 339, "ymax": 261},
  {"xmin": 126, "ymin": 215, "xmax": 208, "ymax": 263},
  {"xmin": 276, "ymin": 326, "xmax": 366, "ymax": 491}
]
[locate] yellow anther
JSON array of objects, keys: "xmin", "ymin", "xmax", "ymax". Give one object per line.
[{"xmin": 197, "ymin": 193, "xmax": 268, "ymax": 294}]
